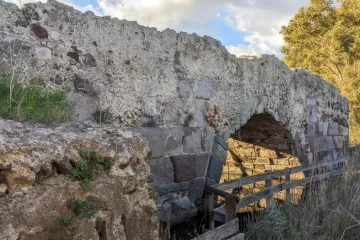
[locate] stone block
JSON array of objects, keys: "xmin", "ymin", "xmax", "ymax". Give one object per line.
[
  {"xmin": 201, "ymin": 126, "xmax": 215, "ymax": 152},
  {"xmin": 306, "ymin": 122, "xmax": 316, "ymax": 137},
  {"xmin": 316, "ymin": 122, "xmax": 328, "ymax": 136},
  {"xmin": 213, "ymin": 136, "xmax": 228, "ymax": 151},
  {"xmin": 319, "ymin": 136, "xmax": 335, "ymax": 150},
  {"xmin": 333, "ymin": 148, "xmax": 345, "ymax": 159},
  {"xmin": 238, "ymin": 148, "xmax": 256, "ymax": 159},
  {"xmin": 307, "ymin": 137, "xmax": 320, "ymax": 153},
  {"xmin": 189, "ymin": 177, "xmax": 205, "ymax": 201},
  {"xmin": 307, "ymin": 105, "xmax": 318, "ymax": 122},
  {"xmin": 150, "ymin": 157, "xmax": 174, "ymax": 188},
  {"xmin": 194, "ymin": 152, "xmax": 210, "ymax": 177},
  {"xmin": 163, "ymin": 127, "xmax": 184, "ymax": 156},
  {"xmin": 193, "ymin": 99, "xmax": 206, "ymax": 127},
  {"xmin": 212, "ymin": 143, "xmax": 227, "ymax": 164},
  {"xmin": 205, "ymin": 177, "xmax": 217, "ymax": 186},
  {"xmin": 183, "ymin": 127, "xmax": 202, "ymax": 153},
  {"xmin": 157, "ymin": 182, "xmax": 190, "ymax": 197},
  {"xmin": 220, "ymin": 130, "xmax": 232, "ymax": 141},
  {"xmin": 333, "ymin": 136, "xmax": 344, "ymax": 149},
  {"xmin": 157, "ymin": 195, "xmax": 173, "ymax": 222},
  {"xmin": 339, "ymin": 125, "xmax": 349, "ymax": 136},
  {"xmin": 206, "ymin": 155, "xmax": 224, "ymax": 183},
  {"xmin": 327, "ymin": 122, "xmax": 339, "ymax": 136},
  {"xmin": 177, "ymin": 79, "xmax": 194, "ymax": 99},
  {"xmin": 132, "ymin": 127, "xmax": 164, "ymax": 158},
  {"xmin": 172, "ymin": 196, "xmax": 193, "ymax": 224},
  {"xmin": 306, "ymin": 98, "xmax": 317, "ymax": 106},
  {"xmin": 163, "ymin": 98, "xmax": 184, "ymax": 126},
  {"xmin": 171, "ymin": 154, "xmax": 196, "ymax": 182},
  {"xmin": 316, "ymin": 150, "xmax": 333, "ymax": 161},
  {"xmin": 258, "ymin": 149, "xmax": 277, "ymax": 158},
  {"xmin": 196, "ymin": 78, "xmax": 218, "ymax": 100}
]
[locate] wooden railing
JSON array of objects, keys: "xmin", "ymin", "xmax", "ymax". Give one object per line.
[{"xmin": 195, "ymin": 158, "xmax": 345, "ymax": 240}]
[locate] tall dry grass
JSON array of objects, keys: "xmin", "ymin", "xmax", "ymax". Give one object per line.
[{"xmin": 245, "ymin": 149, "xmax": 360, "ymax": 240}]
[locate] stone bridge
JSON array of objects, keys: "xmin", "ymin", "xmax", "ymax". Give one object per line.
[{"xmin": 0, "ymin": 0, "xmax": 349, "ymax": 226}]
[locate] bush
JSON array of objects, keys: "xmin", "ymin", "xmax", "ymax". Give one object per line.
[
  {"xmin": 245, "ymin": 150, "xmax": 360, "ymax": 240},
  {"xmin": 71, "ymin": 149, "xmax": 114, "ymax": 189},
  {"xmin": 58, "ymin": 216, "xmax": 73, "ymax": 227},
  {"xmin": 0, "ymin": 74, "xmax": 72, "ymax": 123},
  {"xmin": 66, "ymin": 199, "xmax": 98, "ymax": 220}
]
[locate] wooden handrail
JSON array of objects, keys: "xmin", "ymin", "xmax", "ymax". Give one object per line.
[
  {"xmin": 212, "ymin": 169, "xmax": 342, "ymax": 223},
  {"xmin": 212, "ymin": 159, "xmax": 344, "ymax": 191},
  {"xmin": 205, "ymin": 185, "xmax": 239, "ymax": 203}
]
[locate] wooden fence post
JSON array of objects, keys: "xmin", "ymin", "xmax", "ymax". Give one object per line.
[
  {"xmin": 205, "ymin": 191, "xmax": 215, "ymax": 230},
  {"xmin": 225, "ymin": 195, "xmax": 237, "ymax": 222},
  {"xmin": 285, "ymin": 170, "xmax": 291, "ymax": 203},
  {"xmin": 265, "ymin": 170, "xmax": 273, "ymax": 208}
]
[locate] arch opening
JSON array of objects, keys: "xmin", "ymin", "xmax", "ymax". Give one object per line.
[{"xmin": 221, "ymin": 114, "xmax": 304, "ymax": 211}]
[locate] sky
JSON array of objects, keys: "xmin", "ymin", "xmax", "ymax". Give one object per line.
[{"xmin": 6, "ymin": 0, "xmax": 310, "ymax": 58}]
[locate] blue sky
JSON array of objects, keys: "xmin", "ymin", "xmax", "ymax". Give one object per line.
[{"xmin": 8, "ymin": 0, "xmax": 310, "ymax": 58}]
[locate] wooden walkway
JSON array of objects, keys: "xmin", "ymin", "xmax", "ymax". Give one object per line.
[{"xmin": 193, "ymin": 158, "xmax": 344, "ymax": 240}]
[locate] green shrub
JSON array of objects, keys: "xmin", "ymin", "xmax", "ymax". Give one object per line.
[
  {"xmin": 66, "ymin": 199, "xmax": 97, "ymax": 220},
  {"xmin": 58, "ymin": 216, "xmax": 73, "ymax": 226},
  {"xmin": 0, "ymin": 74, "xmax": 72, "ymax": 123},
  {"xmin": 71, "ymin": 149, "xmax": 114, "ymax": 189}
]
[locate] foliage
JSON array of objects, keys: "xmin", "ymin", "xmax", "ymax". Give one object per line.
[
  {"xmin": 58, "ymin": 216, "xmax": 73, "ymax": 227},
  {"xmin": 0, "ymin": 74, "xmax": 72, "ymax": 123},
  {"xmin": 71, "ymin": 149, "xmax": 114, "ymax": 189},
  {"xmin": 281, "ymin": 0, "xmax": 360, "ymax": 143},
  {"xmin": 245, "ymin": 150, "xmax": 360, "ymax": 239},
  {"xmin": 66, "ymin": 199, "xmax": 98, "ymax": 220}
]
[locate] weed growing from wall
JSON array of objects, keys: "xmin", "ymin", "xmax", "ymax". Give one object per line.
[
  {"xmin": 58, "ymin": 216, "xmax": 73, "ymax": 227},
  {"xmin": 0, "ymin": 74, "xmax": 72, "ymax": 123},
  {"xmin": 71, "ymin": 149, "xmax": 114, "ymax": 189},
  {"xmin": 66, "ymin": 198, "xmax": 99, "ymax": 220}
]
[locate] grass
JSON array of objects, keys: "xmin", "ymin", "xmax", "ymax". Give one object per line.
[
  {"xmin": 71, "ymin": 149, "xmax": 114, "ymax": 189},
  {"xmin": 0, "ymin": 74, "xmax": 72, "ymax": 123},
  {"xmin": 244, "ymin": 150, "xmax": 360, "ymax": 240}
]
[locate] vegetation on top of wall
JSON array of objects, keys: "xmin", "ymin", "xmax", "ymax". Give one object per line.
[{"xmin": 0, "ymin": 74, "xmax": 72, "ymax": 123}]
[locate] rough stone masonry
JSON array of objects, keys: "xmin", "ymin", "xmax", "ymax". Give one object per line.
[{"xmin": 0, "ymin": 0, "xmax": 349, "ymax": 228}]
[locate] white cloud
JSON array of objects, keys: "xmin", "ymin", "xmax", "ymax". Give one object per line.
[
  {"xmin": 224, "ymin": 0, "xmax": 308, "ymax": 56},
  {"xmin": 95, "ymin": 0, "xmax": 309, "ymax": 57}
]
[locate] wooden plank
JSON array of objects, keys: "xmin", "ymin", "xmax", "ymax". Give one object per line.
[
  {"xmin": 213, "ymin": 159, "xmax": 344, "ymax": 191},
  {"xmin": 227, "ymin": 233, "xmax": 245, "ymax": 240},
  {"xmin": 205, "ymin": 192, "xmax": 215, "ymax": 230},
  {"xmin": 265, "ymin": 170, "xmax": 273, "ymax": 208},
  {"xmin": 192, "ymin": 218, "xmax": 239, "ymax": 240},
  {"xmin": 212, "ymin": 169, "xmax": 342, "ymax": 222},
  {"xmin": 225, "ymin": 195, "xmax": 237, "ymax": 222},
  {"xmin": 206, "ymin": 185, "xmax": 239, "ymax": 203},
  {"xmin": 212, "ymin": 209, "xmax": 225, "ymax": 223},
  {"xmin": 285, "ymin": 172, "xmax": 291, "ymax": 203}
]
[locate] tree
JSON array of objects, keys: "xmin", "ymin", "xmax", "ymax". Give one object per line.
[{"xmin": 281, "ymin": 0, "xmax": 360, "ymax": 143}]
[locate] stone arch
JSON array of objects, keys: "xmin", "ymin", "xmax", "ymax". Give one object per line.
[{"xmin": 219, "ymin": 114, "xmax": 304, "ymax": 209}]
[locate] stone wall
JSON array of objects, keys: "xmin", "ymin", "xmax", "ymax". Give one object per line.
[
  {"xmin": 0, "ymin": 0, "xmax": 349, "ymax": 226},
  {"xmin": 220, "ymin": 114, "xmax": 304, "ymax": 210},
  {"xmin": 0, "ymin": 120, "xmax": 159, "ymax": 240}
]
